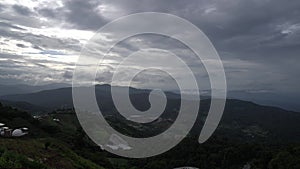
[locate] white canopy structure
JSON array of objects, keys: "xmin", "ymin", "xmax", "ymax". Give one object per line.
[
  {"xmin": 106, "ymin": 134, "xmax": 132, "ymax": 151},
  {"xmin": 12, "ymin": 129, "xmax": 27, "ymax": 137}
]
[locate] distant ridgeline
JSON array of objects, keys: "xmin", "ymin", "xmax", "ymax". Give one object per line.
[{"xmin": 2, "ymin": 88, "xmax": 300, "ymax": 143}]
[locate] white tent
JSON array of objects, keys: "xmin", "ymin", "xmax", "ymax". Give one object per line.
[{"xmin": 12, "ymin": 129, "xmax": 27, "ymax": 137}]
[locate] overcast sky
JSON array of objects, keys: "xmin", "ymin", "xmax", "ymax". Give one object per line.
[{"xmin": 0, "ymin": 0, "xmax": 299, "ymax": 96}]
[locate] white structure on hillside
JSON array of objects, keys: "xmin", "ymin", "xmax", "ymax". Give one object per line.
[
  {"xmin": 0, "ymin": 123, "xmax": 5, "ymax": 133},
  {"xmin": 0, "ymin": 123, "xmax": 29, "ymax": 137},
  {"xmin": 0, "ymin": 127, "xmax": 12, "ymax": 137},
  {"xmin": 12, "ymin": 129, "xmax": 27, "ymax": 137},
  {"xmin": 0, "ymin": 123, "xmax": 7, "ymax": 136},
  {"xmin": 33, "ymin": 115, "xmax": 42, "ymax": 120},
  {"xmin": 106, "ymin": 134, "xmax": 132, "ymax": 151},
  {"xmin": 53, "ymin": 118, "xmax": 60, "ymax": 122}
]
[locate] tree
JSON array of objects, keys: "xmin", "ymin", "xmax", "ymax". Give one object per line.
[{"xmin": 44, "ymin": 142, "xmax": 51, "ymax": 150}]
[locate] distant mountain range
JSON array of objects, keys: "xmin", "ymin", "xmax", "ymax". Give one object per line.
[
  {"xmin": 0, "ymin": 83, "xmax": 70, "ymax": 96},
  {"xmin": 226, "ymin": 90, "xmax": 300, "ymax": 112},
  {"xmin": 1, "ymin": 84, "xmax": 300, "ymax": 142},
  {"xmin": 1, "ymin": 83, "xmax": 299, "ymax": 111},
  {"xmin": 0, "ymin": 84, "xmax": 183, "ymax": 111},
  {"xmin": 172, "ymin": 89, "xmax": 300, "ymax": 112}
]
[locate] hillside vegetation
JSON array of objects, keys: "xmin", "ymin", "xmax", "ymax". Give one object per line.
[{"xmin": 0, "ymin": 102, "xmax": 300, "ymax": 168}]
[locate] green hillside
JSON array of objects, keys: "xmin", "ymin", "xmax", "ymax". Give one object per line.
[
  {"xmin": 0, "ymin": 103, "xmax": 108, "ymax": 169},
  {"xmin": 1, "ymin": 102, "xmax": 300, "ymax": 169}
]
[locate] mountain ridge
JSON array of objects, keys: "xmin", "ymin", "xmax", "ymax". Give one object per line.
[{"xmin": 1, "ymin": 84, "xmax": 300, "ymax": 143}]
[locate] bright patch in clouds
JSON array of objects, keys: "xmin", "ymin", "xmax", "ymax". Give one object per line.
[{"xmin": 0, "ymin": 0, "xmax": 63, "ymax": 9}]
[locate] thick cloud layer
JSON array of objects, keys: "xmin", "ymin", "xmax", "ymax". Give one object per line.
[{"xmin": 0, "ymin": 0, "xmax": 299, "ymax": 99}]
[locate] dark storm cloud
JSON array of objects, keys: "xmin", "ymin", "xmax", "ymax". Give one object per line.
[
  {"xmin": 63, "ymin": 71, "xmax": 73, "ymax": 79},
  {"xmin": 0, "ymin": 0, "xmax": 299, "ymax": 97},
  {"xmin": 35, "ymin": 1, "xmax": 107, "ymax": 30},
  {"xmin": 98, "ymin": 0, "xmax": 300, "ymax": 60},
  {"xmin": 0, "ymin": 7, "xmax": 47, "ymax": 28},
  {"xmin": 37, "ymin": 8, "xmax": 58, "ymax": 18},
  {"xmin": 16, "ymin": 44, "xmax": 27, "ymax": 48},
  {"xmin": 63, "ymin": 0, "xmax": 107, "ymax": 30},
  {"xmin": 32, "ymin": 45, "xmax": 43, "ymax": 50},
  {"xmin": 12, "ymin": 5, "xmax": 33, "ymax": 16},
  {"xmin": 0, "ymin": 22, "xmax": 26, "ymax": 30},
  {"xmin": 189, "ymin": 0, "xmax": 300, "ymax": 62}
]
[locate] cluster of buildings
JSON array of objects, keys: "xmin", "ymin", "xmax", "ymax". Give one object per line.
[
  {"xmin": 33, "ymin": 115, "xmax": 60, "ymax": 123},
  {"xmin": 53, "ymin": 118, "xmax": 60, "ymax": 122},
  {"xmin": 0, "ymin": 123, "xmax": 29, "ymax": 138}
]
